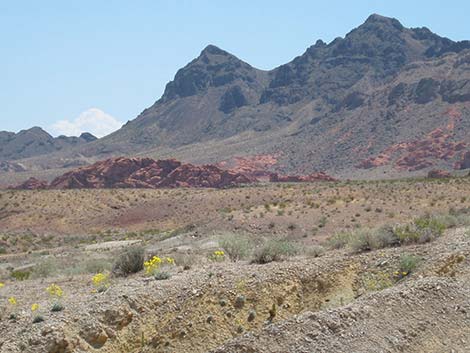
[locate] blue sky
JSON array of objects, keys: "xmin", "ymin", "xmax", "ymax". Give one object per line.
[{"xmin": 1, "ymin": 0, "xmax": 469, "ymax": 137}]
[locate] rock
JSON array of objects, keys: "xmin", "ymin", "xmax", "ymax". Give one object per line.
[
  {"xmin": 102, "ymin": 307, "xmax": 133, "ymax": 330},
  {"xmin": 454, "ymin": 151, "xmax": 470, "ymax": 170},
  {"xmin": 11, "ymin": 157, "xmax": 255, "ymax": 190},
  {"xmin": 427, "ymin": 169, "xmax": 451, "ymax": 178},
  {"xmin": 9, "ymin": 177, "xmax": 48, "ymax": 190},
  {"xmin": 79, "ymin": 323, "xmax": 108, "ymax": 348}
]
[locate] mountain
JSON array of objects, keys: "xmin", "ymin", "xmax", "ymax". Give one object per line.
[
  {"xmin": 3, "ymin": 14, "xmax": 470, "ymax": 180},
  {"xmin": 0, "ymin": 127, "xmax": 97, "ymax": 161}
]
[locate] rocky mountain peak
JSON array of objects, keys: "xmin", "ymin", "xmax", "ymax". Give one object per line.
[{"xmin": 160, "ymin": 44, "xmax": 260, "ymax": 102}]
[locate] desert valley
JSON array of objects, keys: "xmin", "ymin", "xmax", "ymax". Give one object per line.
[{"xmin": 1, "ymin": 12, "xmax": 470, "ymax": 353}]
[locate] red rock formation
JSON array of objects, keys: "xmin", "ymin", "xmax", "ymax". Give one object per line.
[
  {"xmin": 356, "ymin": 127, "xmax": 466, "ymax": 171},
  {"xmin": 48, "ymin": 157, "xmax": 253, "ymax": 189},
  {"xmin": 216, "ymin": 154, "xmax": 279, "ymax": 180},
  {"xmin": 427, "ymin": 169, "xmax": 452, "ymax": 179},
  {"xmin": 269, "ymin": 172, "xmax": 336, "ymax": 183},
  {"xmin": 10, "ymin": 177, "xmax": 48, "ymax": 190},
  {"xmin": 454, "ymin": 151, "xmax": 470, "ymax": 170}
]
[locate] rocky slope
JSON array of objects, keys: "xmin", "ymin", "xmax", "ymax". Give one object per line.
[
  {"xmin": 0, "ymin": 127, "xmax": 96, "ymax": 161},
  {"xmin": 3, "ymin": 14, "xmax": 470, "ymax": 179},
  {"xmin": 0, "ymin": 226, "xmax": 468, "ymax": 353}
]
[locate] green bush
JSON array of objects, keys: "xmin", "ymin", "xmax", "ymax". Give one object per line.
[
  {"xmin": 252, "ymin": 239, "xmax": 298, "ymax": 264},
  {"xmin": 154, "ymin": 271, "xmax": 171, "ymax": 281},
  {"xmin": 31, "ymin": 258, "xmax": 58, "ymax": 279},
  {"xmin": 112, "ymin": 246, "xmax": 145, "ymax": 276},
  {"xmin": 348, "ymin": 229, "xmax": 379, "ymax": 253},
  {"xmin": 326, "ymin": 232, "xmax": 352, "ymax": 249},
  {"xmin": 219, "ymin": 235, "xmax": 253, "ymax": 261},
  {"xmin": 11, "ymin": 270, "xmax": 30, "ymax": 281},
  {"xmin": 399, "ymin": 254, "xmax": 421, "ymax": 274}
]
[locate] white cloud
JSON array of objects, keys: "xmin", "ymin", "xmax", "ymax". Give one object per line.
[{"xmin": 50, "ymin": 108, "xmax": 123, "ymax": 138}]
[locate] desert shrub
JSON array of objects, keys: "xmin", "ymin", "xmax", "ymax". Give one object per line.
[
  {"xmin": 374, "ymin": 225, "xmax": 400, "ymax": 248},
  {"xmin": 399, "ymin": 254, "xmax": 421, "ymax": 274},
  {"xmin": 219, "ymin": 235, "xmax": 253, "ymax": 261},
  {"xmin": 112, "ymin": 246, "xmax": 144, "ymax": 276},
  {"xmin": 84, "ymin": 258, "xmax": 112, "ymax": 274},
  {"xmin": 51, "ymin": 302, "xmax": 64, "ymax": 312},
  {"xmin": 394, "ymin": 215, "xmax": 446, "ymax": 245},
  {"xmin": 32, "ymin": 315, "xmax": 45, "ymax": 323},
  {"xmin": 252, "ymin": 239, "xmax": 298, "ymax": 264},
  {"xmin": 154, "ymin": 271, "xmax": 171, "ymax": 280},
  {"xmin": 348, "ymin": 229, "xmax": 381, "ymax": 253},
  {"xmin": 11, "ymin": 270, "xmax": 30, "ymax": 281},
  {"xmin": 306, "ymin": 245, "xmax": 325, "ymax": 258},
  {"xmin": 31, "ymin": 258, "xmax": 58, "ymax": 279},
  {"xmin": 172, "ymin": 252, "xmax": 196, "ymax": 270},
  {"xmin": 326, "ymin": 232, "xmax": 353, "ymax": 249}
]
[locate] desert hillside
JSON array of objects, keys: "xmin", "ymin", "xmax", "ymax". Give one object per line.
[{"xmin": 0, "ymin": 177, "xmax": 469, "ymax": 352}]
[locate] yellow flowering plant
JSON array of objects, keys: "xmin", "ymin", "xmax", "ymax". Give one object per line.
[
  {"xmin": 31, "ymin": 302, "xmax": 44, "ymax": 323},
  {"xmin": 210, "ymin": 250, "xmax": 225, "ymax": 262},
  {"xmin": 144, "ymin": 256, "xmax": 175, "ymax": 276},
  {"xmin": 46, "ymin": 284, "xmax": 64, "ymax": 312},
  {"xmin": 8, "ymin": 296, "xmax": 18, "ymax": 320},
  {"xmin": 92, "ymin": 272, "xmax": 110, "ymax": 292},
  {"xmin": 0, "ymin": 282, "xmax": 5, "ymax": 288},
  {"xmin": 46, "ymin": 284, "xmax": 64, "ymax": 298}
]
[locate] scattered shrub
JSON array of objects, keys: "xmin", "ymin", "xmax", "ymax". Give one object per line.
[
  {"xmin": 234, "ymin": 295, "xmax": 246, "ymax": 309},
  {"xmin": 51, "ymin": 302, "xmax": 64, "ymax": 312},
  {"xmin": 112, "ymin": 246, "xmax": 145, "ymax": 276},
  {"xmin": 154, "ymin": 271, "xmax": 171, "ymax": 281},
  {"xmin": 252, "ymin": 239, "xmax": 298, "ymax": 264},
  {"xmin": 348, "ymin": 229, "xmax": 379, "ymax": 253},
  {"xmin": 219, "ymin": 235, "xmax": 253, "ymax": 261},
  {"xmin": 11, "ymin": 270, "xmax": 30, "ymax": 281},
  {"xmin": 172, "ymin": 252, "xmax": 195, "ymax": 270},
  {"xmin": 32, "ymin": 315, "xmax": 45, "ymax": 323},
  {"xmin": 31, "ymin": 258, "xmax": 58, "ymax": 279},
  {"xmin": 306, "ymin": 245, "xmax": 325, "ymax": 258},
  {"xmin": 326, "ymin": 232, "xmax": 352, "ymax": 249},
  {"xmin": 399, "ymin": 254, "xmax": 421, "ymax": 274}
]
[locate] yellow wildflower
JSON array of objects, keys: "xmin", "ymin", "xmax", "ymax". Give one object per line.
[
  {"xmin": 8, "ymin": 297, "xmax": 17, "ymax": 305},
  {"xmin": 0, "ymin": 282, "xmax": 4, "ymax": 288},
  {"xmin": 144, "ymin": 256, "xmax": 163, "ymax": 275},
  {"xmin": 31, "ymin": 303, "xmax": 39, "ymax": 311},
  {"xmin": 91, "ymin": 272, "xmax": 110, "ymax": 291},
  {"xmin": 166, "ymin": 257, "xmax": 175, "ymax": 265},
  {"xmin": 46, "ymin": 284, "xmax": 64, "ymax": 298}
]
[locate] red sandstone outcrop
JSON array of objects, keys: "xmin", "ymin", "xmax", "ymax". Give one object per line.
[
  {"xmin": 48, "ymin": 157, "xmax": 253, "ymax": 189},
  {"xmin": 356, "ymin": 127, "xmax": 466, "ymax": 171},
  {"xmin": 10, "ymin": 177, "xmax": 48, "ymax": 190},
  {"xmin": 216, "ymin": 154, "xmax": 279, "ymax": 180}
]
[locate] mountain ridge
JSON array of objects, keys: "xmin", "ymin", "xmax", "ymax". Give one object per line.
[{"xmin": 2, "ymin": 14, "xmax": 470, "ymax": 182}]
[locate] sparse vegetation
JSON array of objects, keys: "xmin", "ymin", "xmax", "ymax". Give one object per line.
[
  {"xmin": 252, "ymin": 239, "xmax": 298, "ymax": 264},
  {"xmin": 219, "ymin": 235, "xmax": 253, "ymax": 261},
  {"xmin": 112, "ymin": 246, "xmax": 145, "ymax": 276}
]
